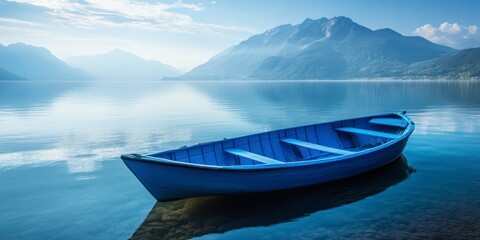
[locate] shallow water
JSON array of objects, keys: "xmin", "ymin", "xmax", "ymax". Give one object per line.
[{"xmin": 0, "ymin": 80, "xmax": 479, "ymax": 239}]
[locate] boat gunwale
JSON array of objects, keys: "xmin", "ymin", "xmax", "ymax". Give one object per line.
[{"xmin": 121, "ymin": 112, "xmax": 414, "ymax": 172}]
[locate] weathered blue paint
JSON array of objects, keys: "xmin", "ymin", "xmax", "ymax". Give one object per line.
[{"xmin": 121, "ymin": 112, "xmax": 414, "ymax": 201}]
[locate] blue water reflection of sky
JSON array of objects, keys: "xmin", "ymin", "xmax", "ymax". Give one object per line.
[{"xmin": 0, "ymin": 80, "xmax": 479, "ymax": 239}]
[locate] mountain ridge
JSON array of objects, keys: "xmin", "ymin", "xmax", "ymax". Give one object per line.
[
  {"xmin": 181, "ymin": 16, "xmax": 468, "ymax": 80},
  {"xmin": 67, "ymin": 49, "xmax": 181, "ymax": 81},
  {"xmin": 405, "ymin": 47, "xmax": 480, "ymax": 79},
  {"xmin": 1, "ymin": 16, "xmax": 478, "ymax": 81},
  {"xmin": 0, "ymin": 42, "xmax": 91, "ymax": 81}
]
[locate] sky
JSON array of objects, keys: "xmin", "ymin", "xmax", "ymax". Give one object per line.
[{"xmin": 0, "ymin": 0, "xmax": 479, "ymax": 71}]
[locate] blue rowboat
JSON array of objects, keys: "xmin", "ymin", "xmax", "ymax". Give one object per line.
[{"xmin": 121, "ymin": 112, "xmax": 414, "ymax": 201}]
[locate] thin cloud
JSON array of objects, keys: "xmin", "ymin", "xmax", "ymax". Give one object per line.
[
  {"xmin": 0, "ymin": 17, "xmax": 47, "ymax": 34},
  {"xmin": 414, "ymin": 22, "xmax": 480, "ymax": 49},
  {"xmin": 0, "ymin": 17, "xmax": 44, "ymax": 26},
  {"xmin": 6, "ymin": 0, "xmax": 255, "ymax": 34}
]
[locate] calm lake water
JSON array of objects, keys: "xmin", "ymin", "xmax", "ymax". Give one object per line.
[{"xmin": 0, "ymin": 80, "xmax": 479, "ymax": 239}]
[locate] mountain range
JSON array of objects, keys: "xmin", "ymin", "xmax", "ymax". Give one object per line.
[
  {"xmin": 67, "ymin": 49, "xmax": 181, "ymax": 81},
  {"xmin": 0, "ymin": 43, "xmax": 180, "ymax": 81},
  {"xmin": 1, "ymin": 16, "xmax": 479, "ymax": 81},
  {"xmin": 181, "ymin": 16, "xmax": 479, "ymax": 80},
  {"xmin": 0, "ymin": 43, "xmax": 90, "ymax": 81},
  {"xmin": 406, "ymin": 47, "xmax": 480, "ymax": 79}
]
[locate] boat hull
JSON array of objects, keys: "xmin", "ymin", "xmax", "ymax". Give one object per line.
[{"xmin": 123, "ymin": 129, "xmax": 411, "ymax": 201}]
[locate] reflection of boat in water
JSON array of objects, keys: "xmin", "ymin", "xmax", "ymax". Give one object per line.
[
  {"xmin": 131, "ymin": 155, "xmax": 415, "ymax": 240},
  {"xmin": 122, "ymin": 112, "xmax": 414, "ymax": 201}
]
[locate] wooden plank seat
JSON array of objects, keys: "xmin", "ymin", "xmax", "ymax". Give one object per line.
[
  {"xmin": 369, "ymin": 118, "xmax": 408, "ymax": 128},
  {"xmin": 336, "ymin": 127, "xmax": 399, "ymax": 139},
  {"xmin": 281, "ymin": 138, "xmax": 354, "ymax": 155},
  {"xmin": 224, "ymin": 148, "xmax": 285, "ymax": 164}
]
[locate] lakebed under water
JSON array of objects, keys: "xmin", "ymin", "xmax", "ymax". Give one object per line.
[{"xmin": 0, "ymin": 80, "xmax": 479, "ymax": 239}]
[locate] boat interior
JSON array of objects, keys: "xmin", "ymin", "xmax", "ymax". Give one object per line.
[{"xmin": 150, "ymin": 115, "xmax": 409, "ymax": 166}]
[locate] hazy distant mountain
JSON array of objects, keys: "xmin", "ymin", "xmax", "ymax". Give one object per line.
[
  {"xmin": 0, "ymin": 43, "xmax": 90, "ymax": 81},
  {"xmin": 67, "ymin": 49, "xmax": 181, "ymax": 81},
  {"xmin": 182, "ymin": 17, "xmax": 455, "ymax": 80},
  {"xmin": 405, "ymin": 47, "xmax": 480, "ymax": 79},
  {"xmin": 0, "ymin": 67, "xmax": 25, "ymax": 80}
]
